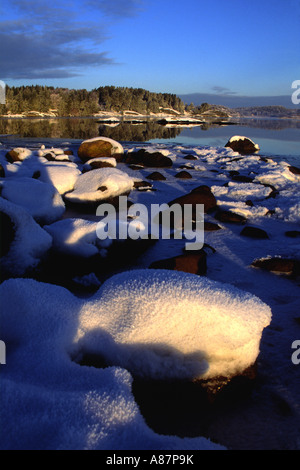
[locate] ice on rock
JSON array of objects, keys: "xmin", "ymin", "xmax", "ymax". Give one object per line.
[
  {"xmin": 77, "ymin": 270, "xmax": 272, "ymax": 381},
  {"xmin": 64, "ymin": 167, "xmax": 134, "ymax": 203}
]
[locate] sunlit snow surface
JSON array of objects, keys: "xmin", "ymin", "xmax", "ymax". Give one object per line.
[{"xmin": 0, "ymin": 138, "xmax": 300, "ymax": 450}]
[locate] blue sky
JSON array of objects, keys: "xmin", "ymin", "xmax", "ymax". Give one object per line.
[{"xmin": 1, "ymin": 0, "xmax": 300, "ymax": 105}]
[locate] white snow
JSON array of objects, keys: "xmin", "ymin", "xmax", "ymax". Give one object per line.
[
  {"xmin": 0, "ymin": 276, "xmax": 225, "ymax": 450},
  {"xmin": 44, "ymin": 218, "xmax": 112, "ymax": 258},
  {"xmin": 64, "ymin": 167, "xmax": 134, "ymax": 203},
  {"xmin": 39, "ymin": 162, "xmax": 81, "ymax": 194},
  {"xmin": 1, "ymin": 136, "xmax": 300, "ymax": 451},
  {"xmin": 1, "ymin": 177, "xmax": 65, "ymax": 224},
  {"xmin": 0, "ymin": 197, "xmax": 52, "ymax": 276},
  {"xmin": 77, "ymin": 269, "xmax": 271, "ymax": 381}
]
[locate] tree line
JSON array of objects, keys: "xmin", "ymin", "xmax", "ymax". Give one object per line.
[{"xmin": 0, "ymin": 85, "xmax": 186, "ymax": 116}]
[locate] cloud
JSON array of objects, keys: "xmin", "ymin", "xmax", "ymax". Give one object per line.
[
  {"xmin": 0, "ymin": 0, "xmax": 124, "ymax": 80},
  {"xmin": 211, "ymin": 86, "xmax": 238, "ymax": 96},
  {"xmin": 87, "ymin": 0, "xmax": 145, "ymax": 18}
]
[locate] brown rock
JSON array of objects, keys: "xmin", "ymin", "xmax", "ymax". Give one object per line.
[
  {"xmin": 215, "ymin": 210, "xmax": 247, "ymax": 224},
  {"xmin": 204, "ymin": 222, "xmax": 222, "ymax": 231},
  {"xmin": 240, "ymin": 226, "xmax": 269, "ymax": 239},
  {"xmin": 147, "ymin": 171, "xmax": 166, "ymax": 181},
  {"xmin": 184, "ymin": 154, "xmax": 198, "ymax": 160},
  {"xmin": 78, "ymin": 138, "xmax": 124, "ymax": 163},
  {"xmin": 289, "ymin": 165, "xmax": 300, "ymax": 175},
  {"xmin": 169, "ymin": 185, "xmax": 217, "ymax": 215},
  {"xmin": 125, "ymin": 149, "xmax": 173, "ymax": 168},
  {"xmin": 149, "ymin": 250, "xmax": 207, "ymax": 275},
  {"xmin": 251, "ymin": 257, "xmax": 300, "ymax": 276},
  {"xmin": 225, "ymin": 137, "xmax": 260, "ymax": 155},
  {"xmin": 175, "ymin": 171, "xmax": 193, "ymax": 179}
]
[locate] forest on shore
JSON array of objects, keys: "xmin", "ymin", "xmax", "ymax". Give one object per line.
[{"xmin": 0, "ymin": 85, "xmax": 187, "ymax": 117}]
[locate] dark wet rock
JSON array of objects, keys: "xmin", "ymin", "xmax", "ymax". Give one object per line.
[
  {"xmin": 167, "ymin": 185, "xmax": 217, "ymax": 216},
  {"xmin": 285, "ymin": 230, "xmax": 300, "ymax": 238},
  {"xmin": 175, "ymin": 171, "xmax": 193, "ymax": 179},
  {"xmin": 133, "ymin": 180, "xmax": 153, "ymax": 191},
  {"xmin": 0, "ymin": 164, "xmax": 5, "ymax": 178},
  {"xmin": 231, "ymin": 174, "xmax": 254, "ymax": 183},
  {"xmin": 147, "ymin": 171, "xmax": 166, "ymax": 181},
  {"xmin": 183, "ymin": 154, "xmax": 198, "ymax": 160},
  {"xmin": 32, "ymin": 171, "xmax": 41, "ymax": 179},
  {"xmin": 240, "ymin": 226, "xmax": 269, "ymax": 239},
  {"xmin": 128, "ymin": 164, "xmax": 145, "ymax": 170},
  {"xmin": 204, "ymin": 222, "xmax": 222, "ymax": 231},
  {"xmin": 0, "ymin": 211, "xmax": 15, "ymax": 258},
  {"xmin": 125, "ymin": 149, "xmax": 173, "ymax": 168},
  {"xmin": 289, "ymin": 165, "xmax": 300, "ymax": 175},
  {"xmin": 245, "ymin": 200, "xmax": 254, "ymax": 207},
  {"xmin": 85, "ymin": 159, "xmax": 116, "ymax": 170},
  {"xmin": 251, "ymin": 257, "xmax": 300, "ymax": 276},
  {"xmin": 215, "ymin": 210, "xmax": 247, "ymax": 224},
  {"xmin": 131, "ymin": 363, "xmax": 258, "ymax": 439},
  {"xmin": 149, "ymin": 250, "xmax": 207, "ymax": 276},
  {"xmin": 225, "ymin": 136, "xmax": 260, "ymax": 155}
]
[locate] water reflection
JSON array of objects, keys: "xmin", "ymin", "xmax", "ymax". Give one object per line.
[
  {"xmin": 0, "ymin": 118, "xmax": 299, "ymax": 162},
  {"xmin": 0, "ymin": 117, "xmax": 183, "ymax": 141}
]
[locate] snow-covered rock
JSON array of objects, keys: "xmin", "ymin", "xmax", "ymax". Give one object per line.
[
  {"xmin": 64, "ymin": 167, "xmax": 134, "ymax": 204},
  {"xmin": 0, "ymin": 198, "xmax": 52, "ymax": 277},
  {"xmin": 0, "ymin": 276, "xmax": 225, "ymax": 450},
  {"xmin": 44, "ymin": 218, "xmax": 112, "ymax": 258},
  {"xmin": 225, "ymin": 136, "xmax": 260, "ymax": 154},
  {"xmin": 77, "ymin": 269, "xmax": 272, "ymax": 381},
  {"xmin": 0, "ymin": 177, "xmax": 65, "ymax": 225},
  {"xmin": 77, "ymin": 137, "xmax": 124, "ymax": 162}
]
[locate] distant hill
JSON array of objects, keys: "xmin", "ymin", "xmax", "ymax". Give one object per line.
[
  {"xmin": 234, "ymin": 105, "xmax": 300, "ymax": 118},
  {"xmin": 179, "ymin": 93, "xmax": 298, "ymax": 109}
]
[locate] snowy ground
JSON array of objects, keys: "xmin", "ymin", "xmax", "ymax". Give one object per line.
[{"xmin": 0, "ymin": 136, "xmax": 299, "ymax": 450}]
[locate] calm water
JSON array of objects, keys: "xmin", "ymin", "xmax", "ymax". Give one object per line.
[{"xmin": 0, "ymin": 117, "xmax": 299, "ymax": 165}]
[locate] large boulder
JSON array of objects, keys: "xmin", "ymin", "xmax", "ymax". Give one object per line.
[
  {"xmin": 225, "ymin": 136, "xmax": 260, "ymax": 155},
  {"xmin": 77, "ymin": 137, "xmax": 124, "ymax": 163}
]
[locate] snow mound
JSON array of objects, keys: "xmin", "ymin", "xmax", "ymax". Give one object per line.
[
  {"xmin": 0, "ymin": 198, "xmax": 52, "ymax": 276},
  {"xmin": 44, "ymin": 218, "xmax": 112, "ymax": 258},
  {"xmin": 1, "ymin": 177, "xmax": 65, "ymax": 224},
  {"xmin": 78, "ymin": 270, "xmax": 272, "ymax": 381},
  {"xmin": 64, "ymin": 167, "xmax": 134, "ymax": 203},
  {"xmin": 0, "ymin": 277, "xmax": 225, "ymax": 450},
  {"xmin": 39, "ymin": 162, "xmax": 81, "ymax": 194}
]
